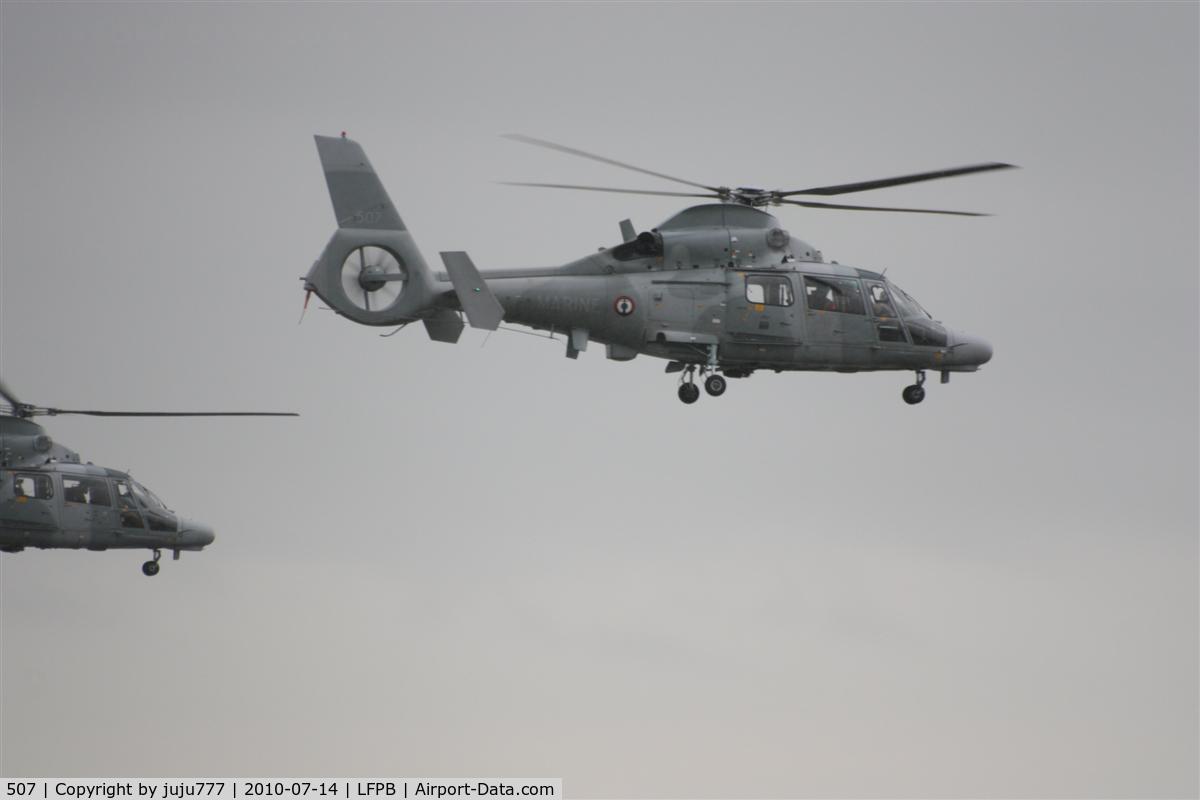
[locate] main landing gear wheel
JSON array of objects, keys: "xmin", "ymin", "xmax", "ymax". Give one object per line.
[
  {"xmin": 142, "ymin": 549, "xmax": 162, "ymax": 577},
  {"xmin": 678, "ymin": 383, "xmax": 700, "ymax": 404},
  {"xmin": 704, "ymin": 374, "xmax": 727, "ymax": 397},
  {"xmin": 902, "ymin": 370, "xmax": 927, "ymax": 405}
]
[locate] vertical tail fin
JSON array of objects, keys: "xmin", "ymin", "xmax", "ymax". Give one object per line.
[
  {"xmin": 314, "ymin": 135, "xmax": 406, "ymax": 230},
  {"xmin": 305, "ymin": 135, "xmax": 439, "ymax": 325}
]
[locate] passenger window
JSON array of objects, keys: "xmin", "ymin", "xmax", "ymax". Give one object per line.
[
  {"xmin": 867, "ymin": 282, "xmax": 897, "ymax": 318},
  {"xmin": 113, "ymin": 481, "xmax": 145, "ymax": 528},
  {"xmin": 877, "ymin": 322, "xmax": 908, "ymax": 343},
  {"xmin": 745, "ymin": 275, "xmax": 794, "ymax": 306},
  {"xmin": 12, "ymin": 474, "xmax": 53, "ymax": 500},
  {"xmin": 63, "ymin": 476, "xmax": 112, "ymax": 506},
  {"xmin": 804, "ymin": 276, "xmax": 866, "ymax": 314}
]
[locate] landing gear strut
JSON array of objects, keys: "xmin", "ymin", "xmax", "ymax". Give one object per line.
[
  {"xmin": 902, "ymin": 370, "xmax": 927, "ymax": 405},
  {"xmin": 142, "ymin": 549, "xmax": 161, "ymax": 577}
]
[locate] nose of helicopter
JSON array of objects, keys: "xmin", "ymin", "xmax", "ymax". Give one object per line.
[
  {"xmin": 177, "ymin": 520, "xmax": 215, "ymax": 550},
  {"xmin": 949, "ymin": 330, "xmax": 993, "ymax": 367}
]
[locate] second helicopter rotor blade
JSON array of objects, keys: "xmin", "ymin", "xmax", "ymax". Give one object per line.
[
  {"xmin": 780, "ymin": 162, "xmax": 1015, "ymax": 197},
  {"xmin": 502, "ymin": 134, "xmax": 723, "ymax": 193},
  {"xmin": 41, "ymin": 409, "xmax": 299, "ymax": 417},
  {"xmin": 778, "ymin": 199, "xmax": 989, "ymax": 216},
  {"xmin": 499, "ymin": 181, "xmax": 721, "ymax": 199}
]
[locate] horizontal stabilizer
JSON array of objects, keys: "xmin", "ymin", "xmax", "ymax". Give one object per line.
[
  {"xmin": 440, "ymin": 252, "xmax": 504, "ymax": 330},
  {"xmin": 423, "ymin": 309, "xmax": 465, "ymax": 343},
  {"xmin": 314, "ymin": 135, "xmax": 405, "ymax": 230}
]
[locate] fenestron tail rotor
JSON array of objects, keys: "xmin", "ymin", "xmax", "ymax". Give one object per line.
[
  {"xmin": 340, "ymin": 245, "xmax": 406, "ymax": 312},
  {"xmin": 501, "ymin": 133, "xmax": 1015, "ymax": 215}
]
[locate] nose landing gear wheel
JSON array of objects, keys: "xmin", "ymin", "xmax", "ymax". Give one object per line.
[
  {"xmin": 142, "ymin": 548, "xmax": 162, "ymax": 576},
  {"xmin": 678, "ymin": 383, "xmax": 700, "ymax": 404},
  {"xmin": 704, "ymin": 374, "xmax": 727, "ymax": 397},
  {"xmin": 902, "ymin": 385, "xmax": 925, "ymax": 405}
]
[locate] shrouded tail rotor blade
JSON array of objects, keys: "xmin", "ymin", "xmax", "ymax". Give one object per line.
[
  {"xmin": 499, "ymin": 181, "xmax": 722, "ymax": 200},
  {"xmin": 780, "ymin": 162, "xmax": 1016, "ymax": 197},
  {"xmin": 41, "ymin": 409, "xmax": 298, "ymax": 417},
  {"xmin": 779, "ymin": 199, "xmax": 989, "ymax": 216},
  {"xmin": 502, "ymin": 134, "xmax": 723, "ymax": 193}
]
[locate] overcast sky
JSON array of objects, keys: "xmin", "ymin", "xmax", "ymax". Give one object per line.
[{"xmin": 1, "ymin": 2, "xmax": 1196, "ymax": 798}]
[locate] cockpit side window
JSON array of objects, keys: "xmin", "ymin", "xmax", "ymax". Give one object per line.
[
  {"xmin": 804, "ymin": 276, "xmax": 866, "ymax": 314},
  {"xmin": 113, "ymin": 481, "xmax": 145, "ymax": 528},
  {"xmin": 63, "ymin": 476, "xmax": 111, "ymax": 506},
  {"xmin": 866, "ymin": 281, "xmax": 897, "ymax": 318},
  {"xmin": 745, "ymin": 275, "xmax": 794, "ymax": 306},
  {"xmin": 12, "ymin": 474, "xmax": 53, "ymax": 500}
]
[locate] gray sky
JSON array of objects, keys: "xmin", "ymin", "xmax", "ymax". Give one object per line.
[{"xmin": 1, "ymin": 2, "xmax": 1196, "ymax": 797}]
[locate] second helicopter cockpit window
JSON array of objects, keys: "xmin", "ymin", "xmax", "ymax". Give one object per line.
[{"xmin": 113, "ymin": 481, "xmax": 145, "ymax": 528}]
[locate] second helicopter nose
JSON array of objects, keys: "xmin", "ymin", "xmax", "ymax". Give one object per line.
[
  {"xmin": 178, "ymin": 520, "xmax": 215, "ymax": 549},
  {"xmin": 952, "ymin": 331, "xmax": 994, "ymax": 366}
]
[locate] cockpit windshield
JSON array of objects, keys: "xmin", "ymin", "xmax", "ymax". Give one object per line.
[
  {"xmin": 886, "ymin": 281, "xmax": 933, "ymax": 320},
  {"xmin": 131, "ymin": 481, "xmax": 170, "ymax": 512}
]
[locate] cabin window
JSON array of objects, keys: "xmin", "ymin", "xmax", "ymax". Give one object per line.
[
  {"xmin": 113, "ymin": 481, "xmax": 145, "ymax": 528},
  {"xmin": 12, "ymin": 474, "xmax": 53, "ymax": 500},
  {"xmin": 804, "ymin": 276, "xmax": 866, "ymax": 315},
  {"xmin": 877, "ymin": 322, "xmax": 908, "ymax": 343},
  {"xmin": 63, "ymin": 476, "xmax": 111, "ymax": 506},
  {"xmin": 745, "ymin": 275, "xmax": 794, "ymax": 306},
  {"xmin": 866, "ymin": 282, "xmax": 897, "ymax": 318}
]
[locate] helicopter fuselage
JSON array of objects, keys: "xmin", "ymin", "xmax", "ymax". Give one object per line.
[
  {"xmin": 309, "ymin": 202, "xmax": 993, "ymax": 379},
  {"xmin": 0, "ymin": 419, "xmax": 214, "ymax": 559}
]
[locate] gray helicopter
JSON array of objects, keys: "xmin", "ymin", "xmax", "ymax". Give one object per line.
[
  {"xmin": 0, "ymin": 381, "xmax": 295, "ymax": 576},
  {"xmin": 303, "ymin": 134, "xmax": 1007, "ymax": 404}
]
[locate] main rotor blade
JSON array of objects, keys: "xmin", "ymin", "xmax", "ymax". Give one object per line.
[
  {"xmin": 499, "ymin": 181, "xmax": 721, "ymax": 199},
  {"xmin": 780, "ymin": 162, "xmax": 1016, "ymax": 197},
  {"xmin": 41, "ymin": 409, "xmax": 298, "ymax": 417},
  {"xmin": 779, "ymin": 199, "xmax": 989, "ymax": 216},
  {"xmin": 502, "ymin": 134, "xmax": 722, "ymax": 193}
]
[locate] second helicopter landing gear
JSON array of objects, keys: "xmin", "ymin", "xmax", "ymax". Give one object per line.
[
  {"xmin": 902, "ymin": 370, "xmax": 927, "ymax": 405},
  {"xmin": 142, "ymin": 549, "xmax": 161, "ymax": 577}
]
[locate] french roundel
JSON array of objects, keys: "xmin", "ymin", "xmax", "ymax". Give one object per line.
[{"xmin": 614, "ymin": 295, "xmax": 636, "ymax": 316}]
